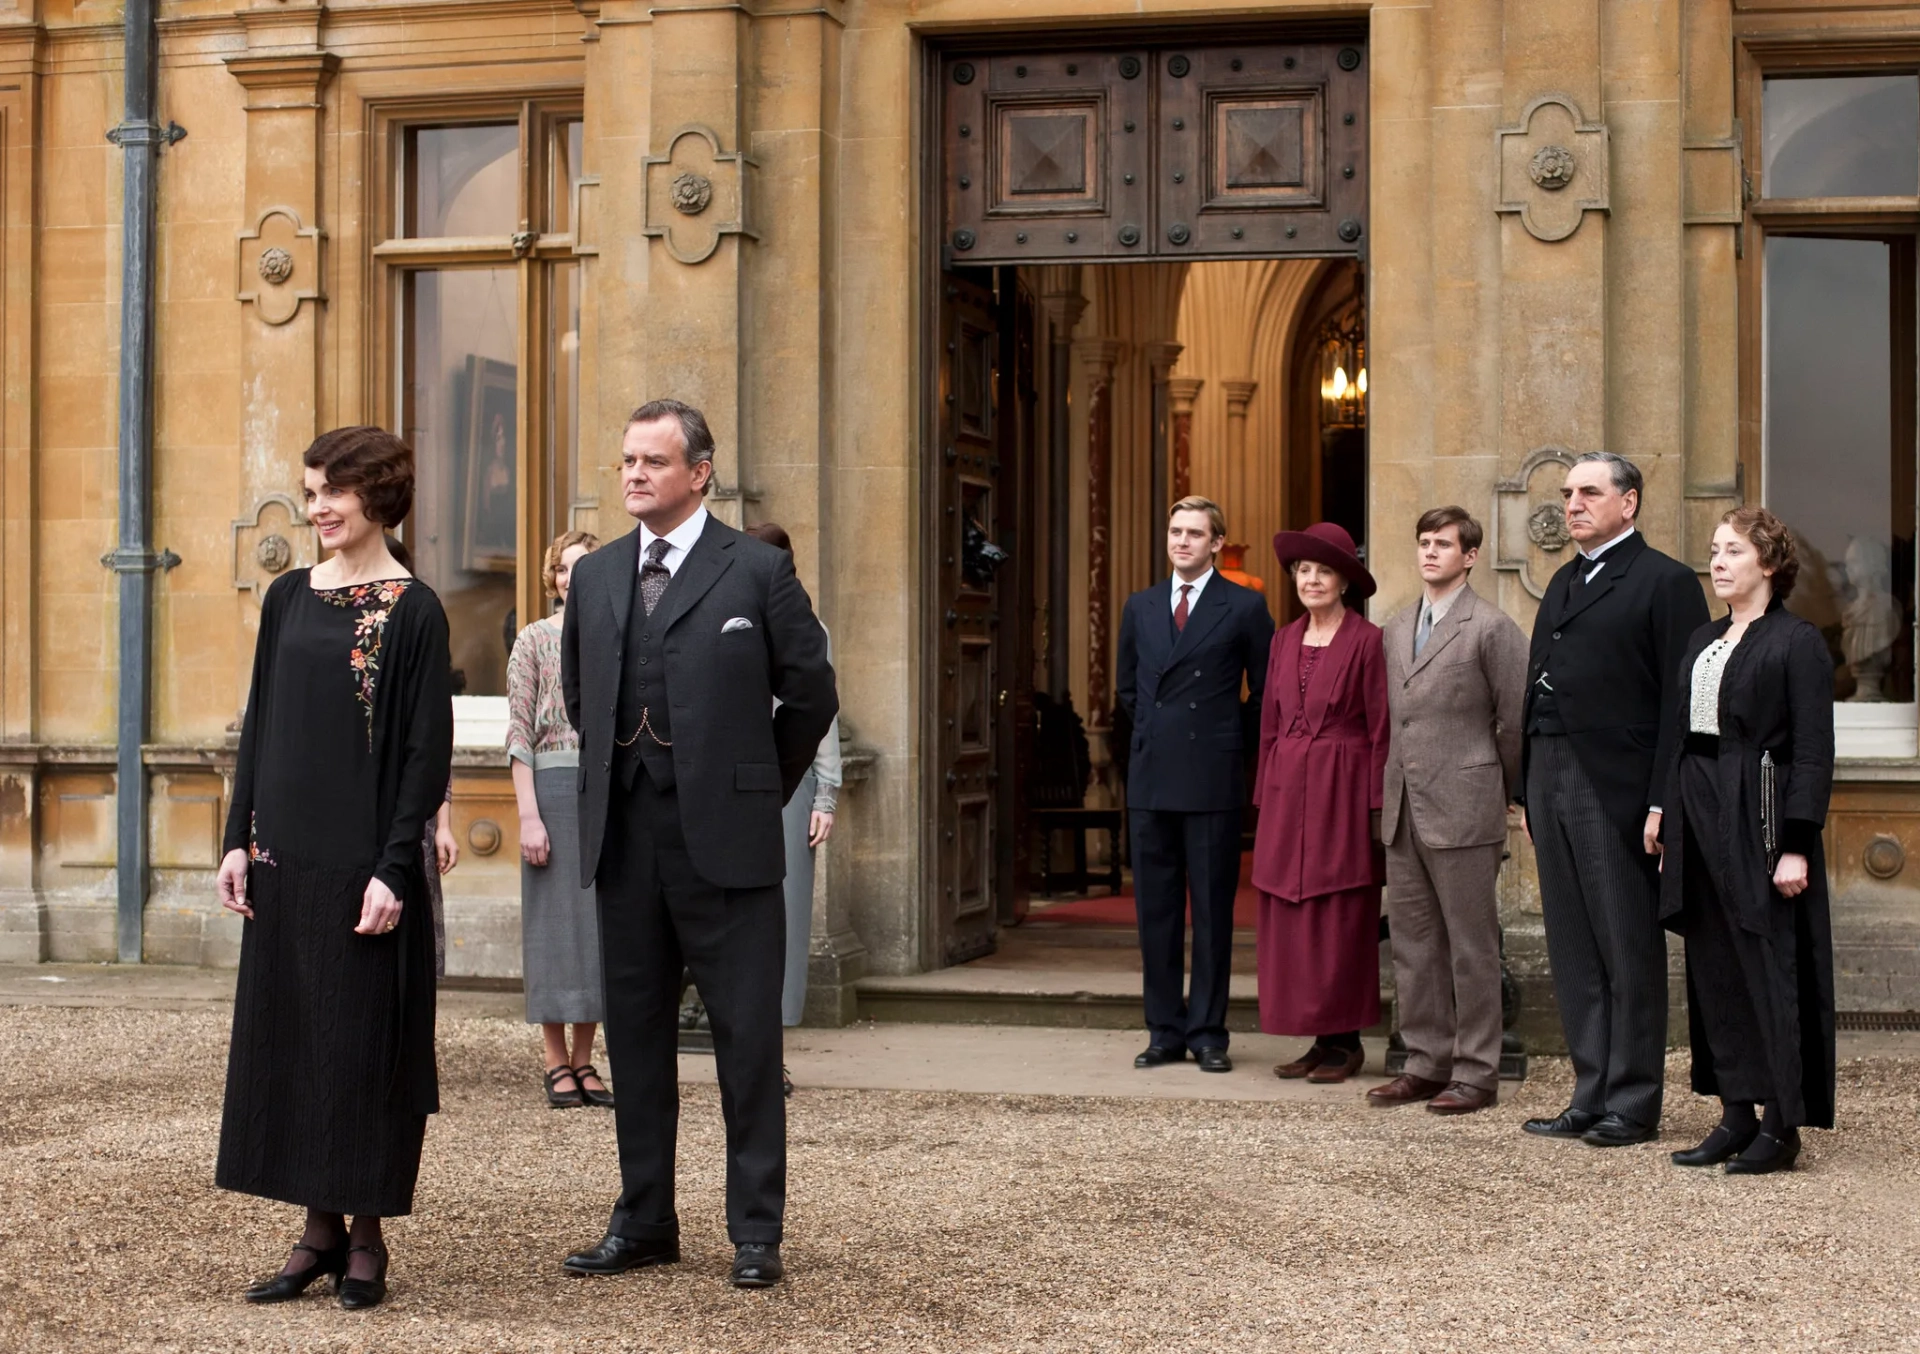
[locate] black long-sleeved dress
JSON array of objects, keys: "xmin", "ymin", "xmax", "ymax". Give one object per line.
[
  {"xmin": 216, "ymin": 569, "xmax": 454, "ymax": 1217},
  {"xmin": 1659, "ymin": 600, "xmax": 1837, "ymax": 1129}
]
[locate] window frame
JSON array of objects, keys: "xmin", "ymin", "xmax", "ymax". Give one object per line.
[
  {"xmin": 367, "ymin": 95, "xmax": 585, "ymax": 720},
  {"xmin": 1738, "ymin": 40, "xmax": 1920, "ymax": 758}
]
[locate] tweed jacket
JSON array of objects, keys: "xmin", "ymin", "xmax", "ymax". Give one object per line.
[{"xmin": 1380, "ymin": 582, "xmax": 1529, "ymax": 850}]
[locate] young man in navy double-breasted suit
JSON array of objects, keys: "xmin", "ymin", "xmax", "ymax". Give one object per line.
[{"xmin": 1115, "ymin": 496, "xmax": 1275, "ymax": 1072}]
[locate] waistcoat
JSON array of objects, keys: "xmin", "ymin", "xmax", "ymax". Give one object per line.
[{"xmin": 615, "ymin": 575, "xmax": 675, "ymax": 791}]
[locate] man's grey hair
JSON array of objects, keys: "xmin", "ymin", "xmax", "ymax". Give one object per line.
[
  {"xmin": 1571, "ymin": 451, "xmax": 1643, "ymax": 517},
  {"xmin": 627, "ymin": 399, "xmax": 716, "ymax": 487}
]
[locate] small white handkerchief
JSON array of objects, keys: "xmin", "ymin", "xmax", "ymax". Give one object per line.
[{"xmin": 722, "ymin": 617, "xmax": 754, "ymax": 633}]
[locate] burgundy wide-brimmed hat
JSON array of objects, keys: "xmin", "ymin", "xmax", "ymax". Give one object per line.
[{"xmin": 1273, "ymin": 521, "xmax": 1377, "ymax": 599}]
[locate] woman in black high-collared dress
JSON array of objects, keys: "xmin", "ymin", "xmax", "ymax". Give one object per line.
[
  {"xmin": 215, "ymin": 427, "xmax": 453, "ymax": 1308},
  {"xmin": 1660, "ymin": 506, "xmax": 1835, "ymax": 1176}
]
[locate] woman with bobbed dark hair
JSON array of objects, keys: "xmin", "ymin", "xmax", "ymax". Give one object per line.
[
  {"xmin": 1660, "ymin": 506, "xmax": 1835, "ymax": 1175},
  {"xmin": 215, "ymin": 426, "xmax": 454, "ymax": 1308}
]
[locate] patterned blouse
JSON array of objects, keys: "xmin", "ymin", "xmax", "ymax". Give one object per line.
[
  {"xmin": 1286, "ymin": 642, "xmax": 1328, "ymax": 738},
  {"xmin": 505, "ymin": 614, "xmax": 579, "ymax": 764},
  {"xmin": 1690, "ymin": 630, "xmax": 1742, "ymax": 735}
]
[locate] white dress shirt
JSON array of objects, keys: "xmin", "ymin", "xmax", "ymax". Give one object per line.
[
  {"xmin": 638, "ymin": 504, "xmax": 710, "ymax": 579},
  {"xmin": 1171, "ymin": 566, "xmax": 1215, "ymax": 615},
  {"xmin": 1578, "ymin": 524, "xmax": 1636, "ymax": 582}
]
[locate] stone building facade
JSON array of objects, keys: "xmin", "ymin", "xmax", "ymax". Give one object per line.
[{"xmin": 1, "ymin": 0, "xmax": 1916, "ymax": 1028}]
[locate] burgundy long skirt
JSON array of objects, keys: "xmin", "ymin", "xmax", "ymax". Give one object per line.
[{"xmin": 1256, "ymin": 886, "xmax": 1382, "ymax": 1035}]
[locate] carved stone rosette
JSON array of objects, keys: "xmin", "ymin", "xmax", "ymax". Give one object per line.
[
  {"xmin": 236, "ymin": 206, "xmax": 324, "ymax": 325},
  {"xmin": 642, "ymin": 125, "xmax": 757, "ymax": 265},
  {"xmin": 1492, "ymin": 446, "xmax": 1579, "ymax": 598},
  {"xmin": 1496, "ymin": 95, "xmax": 1609, "ymax": 243},
  {"xmin": 231, "ymin": 493, "xmax": 317, "ymax": 592}
]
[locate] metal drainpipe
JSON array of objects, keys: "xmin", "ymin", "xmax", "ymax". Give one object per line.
[{"xmin": 102, "ymin": 0, "xmax": 182, "ymax": 963}]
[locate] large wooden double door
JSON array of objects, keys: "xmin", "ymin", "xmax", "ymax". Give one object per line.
[{"xmin": 926, "ymin": 30, "xmax": 1367, "ymax": 968}]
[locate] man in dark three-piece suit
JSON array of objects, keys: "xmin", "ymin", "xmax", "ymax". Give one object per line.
[
  {"xmin": 1517, "ymin": 453, "xmax": 1708, "ymax": 1148},
  {"xmin": 559, "ymin": 399, "xmax": 837, "ymax": 1287},
  {"xmin": 1116, "ymin": 496, "xmax": 1275, "ymax": 1073}
]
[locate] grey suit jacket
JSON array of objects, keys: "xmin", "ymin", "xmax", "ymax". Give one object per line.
[
  {"xmin": 1381, "ymin": 582, "xmax": 1528, "ymax": 850},
  {"xmin": 561, "ymin": 514, "xmax": 838, "ymax": 892}
]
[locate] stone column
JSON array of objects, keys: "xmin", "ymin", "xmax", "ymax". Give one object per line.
[
  {"xmin": 1222, "ymin": 378, "xmax": 1258, "ymax": 534},
  {"xmin": 1040, "ymin": 290, "xmax": 1087, "ymax": 698},
  {"xmin": 225, "ymin": 38, "xmax": 335, "ymax": 608},
  {"xmin": 804, "ymin": 740, "xmax": 872, "ymax": 1025},
  {"xmin": 637, "ymin": 1, "xmax": 758, "ymax": 526},
  {"xmin": 1076, "ymin": 338, "xmax": 1124, "ymax": 724},
  {"xmin": 1167, "ymin": 376, "xmax": 1203, "ymax": 503},
  {"xmin": 1143, "ymin": 340, "xmax": 1182, "ymax": 583}
]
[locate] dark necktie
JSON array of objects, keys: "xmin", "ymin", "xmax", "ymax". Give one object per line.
[
  {"xmin": 1174, "ymin": 584, "xmax": 1192, "ymax": 632},
  {"xmin": 641, "ymin": 538, "xmax": 671, "ymax": 615}
]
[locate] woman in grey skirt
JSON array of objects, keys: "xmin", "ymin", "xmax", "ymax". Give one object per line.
[
  {"xmin": 506, "ymin": 529, "xmax": 612, "ymax": 1109},
  {"xmin": 746, "ymin": 523, "xmax": 844, "ymax": 1095}
]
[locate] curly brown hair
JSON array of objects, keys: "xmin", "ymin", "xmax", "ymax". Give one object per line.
[
  {"xmin": 544, "ymin": 529, "xmax": 601, "ymax": 599},
  {"xmin": 1720, "ymin": 506, "xmax": 1800, "ymax": 601},
  {"xmin": 302, "ymin": 426, "xmax": 415, "ymax": 527}
]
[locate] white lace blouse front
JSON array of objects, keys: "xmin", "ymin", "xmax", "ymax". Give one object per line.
[{"xmin": 1689, "ymin": 632, "xmax": 1741, "ymax": 735}]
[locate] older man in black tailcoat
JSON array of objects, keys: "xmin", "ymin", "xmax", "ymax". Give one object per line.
[{"xmin": 1517, "ymin": 452, "xmax": 1708, "ymax": 1147}]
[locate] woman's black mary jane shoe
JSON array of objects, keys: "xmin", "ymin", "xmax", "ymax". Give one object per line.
[
  {"xmin": 1670, "ymin": 1122, "xmax": 1758, "ymax": 1168},
  {"xmin": 1725, "ymin": 1129, "xmax": 1802, "ymax": 1176},
  {"xmin": 337, "ymin": 1245, "xmax": 389, "ymax": 1310},
  {"xmin": 546, "ymin": 1065, "xmax": 584, "ymax": 1109},
  {"xmin": 244, "ymin": 1242, "xmax": 347, "ymax": 1303},
  {"xmin": 573, "ymin": 1063, "xmax": 616, "ymax": 1109}
]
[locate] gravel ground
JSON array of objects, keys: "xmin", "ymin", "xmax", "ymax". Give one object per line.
[{"xmin": 1, "ymin": 1007, "xmax": 1916, "ymax": 1353}]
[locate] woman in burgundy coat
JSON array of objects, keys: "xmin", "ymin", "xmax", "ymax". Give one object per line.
[{"xmin": 1254, "ymin": 523, "xmax": 1390, "ymax": 1083}]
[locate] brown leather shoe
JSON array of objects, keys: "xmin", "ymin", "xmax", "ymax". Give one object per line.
[
  {"xmin": 1426, "ymin": 1081, "xmax": 1497, "ymax": 1115},
  {"xmin": 1273, "ymin": 1044, "xmax": 1331, "ymax": 1080},
  {"xmin": 1306, "ymin": 1047, "xmax": 1366, "ymax": 1083},
  {"xmin": 1366, "ymin": 1072, "xmax": 1448, "ymax": 1107}
]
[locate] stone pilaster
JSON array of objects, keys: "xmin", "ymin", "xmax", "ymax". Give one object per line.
[{"xmin": 1222, "ymin": 378, "xmax": 1258, "ymax": 529}]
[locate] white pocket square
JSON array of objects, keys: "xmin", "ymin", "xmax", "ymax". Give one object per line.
[{"xmin": 722, "ymin": 617, "xmax": 754, "ymax": 633}]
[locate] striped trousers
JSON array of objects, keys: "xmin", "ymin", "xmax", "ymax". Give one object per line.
[{"xmin": 1526, "ymin": 735, "xmax": 1669, "ymax": 1128}]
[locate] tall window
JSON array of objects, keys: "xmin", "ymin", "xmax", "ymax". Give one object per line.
[
  {"xmin": 1751, "ymin": 69, "xmax": 1920, "ymax": 753},
  {"xmin": 375, "ymin": 103, "xmax": 584, "ymax": 697}
]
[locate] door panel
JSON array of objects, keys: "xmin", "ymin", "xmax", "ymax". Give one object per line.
[
  {"xmin": 934, "ymin": 269, "xmax": 1002, "ymax": 965},
  {"xmin": 942, "ymin": 39, "xmax": 1367, "ymax": 265}
]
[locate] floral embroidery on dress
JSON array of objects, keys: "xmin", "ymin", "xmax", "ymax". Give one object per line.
[
  {"xmin": 248, "ymin": 812, "xmax": 276, "ymax": 866},
  {"xmin": 316, "ymin": 579, "xmax": 413, "ymax": 748}
]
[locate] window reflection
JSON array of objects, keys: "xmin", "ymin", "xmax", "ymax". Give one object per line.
[
  {"xmin": 402, "ymin": 267, "xmax": 520, "ymax": 695},
  {"xmin": 406, "ymin": 124, "xmax": 520, "ymax": 238},
  {"xmin": 1763, "ymin": 76, "xmax": 1920, "ymax": 198},
  {"xmin": 1765, "ymin": 236, "xmax": 1915, "ymax": 702}
]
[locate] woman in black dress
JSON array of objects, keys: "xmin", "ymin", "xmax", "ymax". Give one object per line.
[
  {"xmin": 1660, "ymin": 506, "xmax": 1835, "ymax": 1175},
  {"xmin": 215, "ymin": 427, "xmax": 454, "ymax": 1308}
]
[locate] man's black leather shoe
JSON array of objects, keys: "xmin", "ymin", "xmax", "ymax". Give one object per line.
[
  {"xmin": 1195, "ymin": 1047, "xmax": 1232, "ymax": 1073},
  {"xmin": 730, "ymin": 1243, "xmax": 783, "ymax": 1288},
  {"xmin": 1521, "ymin": 1107, "xmax": 1603, "ymax": 1139},
  {"xmin": 562, "ymin": 1232, "xmax": 680, "ymax": 1276},
  {"xmin": 1582, "ymin": 1113, "xmax": 1658, "ymax": 1147},
  {"xmin": 1134, "ymin": 1045, "xmax": 1186, "ymax": 1069}
]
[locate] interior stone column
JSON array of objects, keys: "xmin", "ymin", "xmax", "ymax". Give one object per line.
[
  {"xmin": 1143, "ymin": 340, "xmax": 1183, "ymax": 581},
  {"xmin": 1222, "ymin": 378, "xmax": 1258, "ymax": 538},
  {"xmin": 1077, "ymin": 338, "xmax": 1124, "ymax": 729},
  {"xmin": 1167, "ymin": 376, "xmax": 1203, "ymax": 503},
  {"xmin": 1041, "ymin": 290, "xmax": 1088, "ymax": 698}
]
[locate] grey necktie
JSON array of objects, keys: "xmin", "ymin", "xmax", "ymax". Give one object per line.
[
  {"xmin": 1414, "ymin": 602, "xmax": 1433, "ymax": 659},
  {"xmin": 641, "ymin": 537, "xmax": 671, "ymax": 615}
]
